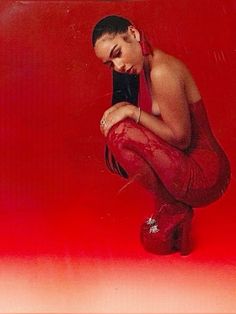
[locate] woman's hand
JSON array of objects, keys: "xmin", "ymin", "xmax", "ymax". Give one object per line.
[
  {"xmin": 100, "ymin": 102, "xmax": 135, "ymax": 137},
  {"xmin": 101, "ymin": 101, "xmax": 130, "ymax": 120}
]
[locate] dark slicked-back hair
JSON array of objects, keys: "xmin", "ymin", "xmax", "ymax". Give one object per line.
[
  {"xmin": 92, "ymin": 15, "xmax": 138, "ymax": 179},
  {"xmin": 92, "ymin": 15, "xmax": 132, "ymax": 47}
]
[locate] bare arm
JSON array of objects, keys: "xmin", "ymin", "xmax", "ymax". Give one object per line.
[
  {"xmin": 101, "ymin": 63, "xmax": 192, "ymax": 150},
  {"xmin": 130, "ymin": 64, "xmax": 191, "ymax": 150}
]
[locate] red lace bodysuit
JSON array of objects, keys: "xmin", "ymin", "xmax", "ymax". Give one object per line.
[
  {"xmin": 106, "ymin": 51, "xmax": 230, "ymax": 208},
  {"xmin": 104, "ymin": 35, "xmax": 230, "ymax": 255}
]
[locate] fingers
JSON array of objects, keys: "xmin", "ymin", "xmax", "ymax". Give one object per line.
[
  {"xmin": 102, "ymin": 102, "xmax": 128, "ymax": 121},
  {"xmin": 101, "ymin": 110, "xmax": 112, "ymax": 124},
  {"xmin": 100, "ymin": 103, "xmax": 129, "ymax": 136},
  {"xmin": 102, "ymin": 104, "xmax": 119, "ymax": 120},
  {"xmin": 100, "ymin": 118, "xmax": 106, "ymax": 134},
  {"xmin": 100, "ymin": 109, "xmax": 114, "ymax": 135},
  {"xmin": 100, "ymin": 116, "xmax": 112, "ymax": 137}
]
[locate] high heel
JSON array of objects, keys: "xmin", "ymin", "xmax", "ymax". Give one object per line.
[
  {"xmin": 175, "ymin": 209, "xmax": 193, "ymax": 255},
  {"xmin": 140, "ymin": 203, "xmax": 193, "ymax": 255}
]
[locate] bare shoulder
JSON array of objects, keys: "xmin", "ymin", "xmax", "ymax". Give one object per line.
[
  {"xmin": 150, "ymin": 49, "xmax": 188, "ymax": 81},
  {"xmin": 150, "ymin": 49, "xmax": 201, "ymax": 103}
]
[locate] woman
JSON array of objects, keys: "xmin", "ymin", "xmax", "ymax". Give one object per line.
[{"xmin": 92, "ymin": 15, "xmax": 230, "ymax": 255}]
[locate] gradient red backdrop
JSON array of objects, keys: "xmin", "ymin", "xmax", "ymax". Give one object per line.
[{"xmin": 0, "ymin": 0, "xmax": 235, "ymax": 260}]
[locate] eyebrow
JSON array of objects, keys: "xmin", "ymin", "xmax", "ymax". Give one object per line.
[{"xmin": 103, "ymin": 44, "xmax": 118, "ymax": 64}]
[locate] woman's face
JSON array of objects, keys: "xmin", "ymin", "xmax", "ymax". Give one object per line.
[{"xmin": 94, "ymin": 26, "xmax": 144, "ymax": 75}]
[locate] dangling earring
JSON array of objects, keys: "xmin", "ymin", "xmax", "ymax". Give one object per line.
[{"xmin": 139, "ymin": 30, "xmax": 153, "ymax": 56}]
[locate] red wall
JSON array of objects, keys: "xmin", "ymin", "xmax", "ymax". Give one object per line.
[{"xmin": 0, "ymin": 1, "xmax": 235, "ymax": 257}]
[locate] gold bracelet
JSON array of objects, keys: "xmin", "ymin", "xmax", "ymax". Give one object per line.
[{"xmin": 136, "ymin": 107, "xmax": 141, "ymax": 124}]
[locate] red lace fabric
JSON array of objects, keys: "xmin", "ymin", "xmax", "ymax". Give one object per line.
[
  {"xmin": 105, "ymin": 33, "xmax": 231, "ymax": 208},
  {"xmin": 106, "ymin": 99, "xmax": 230, "ymax": 207}
]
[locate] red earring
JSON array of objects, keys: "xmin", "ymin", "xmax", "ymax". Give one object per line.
[{"xmin": 140, "ymin": 30, "xmax": 153, "ymax": 56}]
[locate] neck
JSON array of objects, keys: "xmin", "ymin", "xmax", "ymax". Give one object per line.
[
  {"xmin": 142, "ymin": 55, "xmax": 153, "ymax": 90},
  {"xmin": 143, "ymin": 54, "xmax": 152, "ymax": 75}
]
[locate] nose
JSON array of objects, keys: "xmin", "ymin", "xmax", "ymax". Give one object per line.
[{"xmin": 113, "ymin": 59, "xmax": 126, "ymax": 73}]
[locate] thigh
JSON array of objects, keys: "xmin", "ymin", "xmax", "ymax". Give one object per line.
[{"xmin": 106, "ymin": 119, "xmax": 221, "ymax": 207}]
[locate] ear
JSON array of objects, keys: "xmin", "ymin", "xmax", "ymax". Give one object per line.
[{"xmin": 128, "ymin": 25, "xmax": 141, "ymax": 42}]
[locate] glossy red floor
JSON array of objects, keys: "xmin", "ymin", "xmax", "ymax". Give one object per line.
[{"xmin": 0, "ymin": 1, "xmax": 235, "ymax": 312}]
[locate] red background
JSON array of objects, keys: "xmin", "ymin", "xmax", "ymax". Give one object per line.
[{"xmin": 0, "ymin": 0, "xmax": 235, "ymax": 260}]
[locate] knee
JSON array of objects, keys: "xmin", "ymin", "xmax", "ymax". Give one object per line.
[
  {"xmin": 106, "ymin": 118, "xmax": 136, "ymax": 149},
  {"xmin": 106, "ymin": 118, "xmax": 150, "ymax": 151}
]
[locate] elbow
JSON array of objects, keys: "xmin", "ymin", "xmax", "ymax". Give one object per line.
[
  {"xmin": 173, "ymin": 133, "xmax": 191, "ymax": 150},
  {"xmin": 177, "ymin": 141, "xmax": 190, "ymax": 151}
]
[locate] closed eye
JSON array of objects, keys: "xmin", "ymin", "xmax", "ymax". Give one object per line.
[
  {"xmin": 103, "ymin": 48, "xmax": 121, "ymax": 68},
  {"xmin": 113, "ymin": 49, "xmax": 121, "ymax": 58}
]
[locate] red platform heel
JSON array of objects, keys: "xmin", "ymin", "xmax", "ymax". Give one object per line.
[
  {"xmin": 175, "ymin": 210, "xmax": 193, "ymax": 255},
  {"xmin": 140, "ymin": 203, "xmax": 193, "ymax": 255}
]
